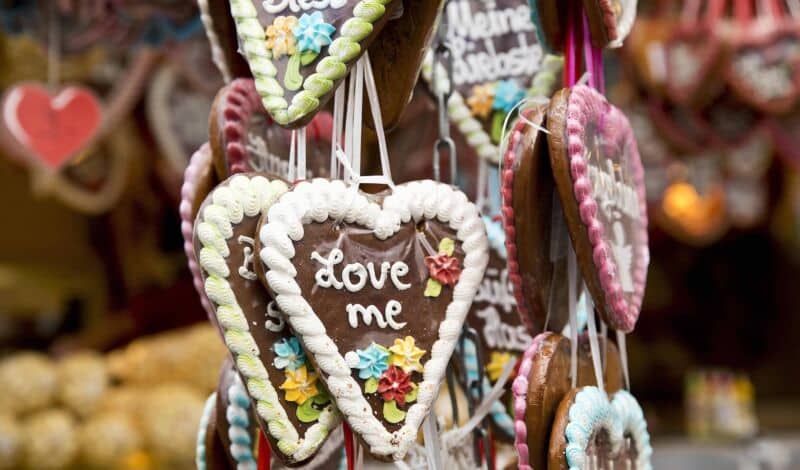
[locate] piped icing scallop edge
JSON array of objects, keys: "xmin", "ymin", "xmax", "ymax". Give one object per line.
[
  {"xmin": 564, "ymin": 85, "xmax": 649, "ymax": 333},
  {"xmin": 180, "ymin": 144, "xmax": 216, "ymax": 324},
  {"xmin": 196, "ymin": 174, "xmax": 341, "ymax": 463},
  {"xmin": 564, "ymin": 386, "xmax": 623, "ymax": 470},
  {"xmin": 221, "ymin": 78, "xmax": 266, "ymax": 175},
  {"xmin": 227, "ymin": 374, "xmax": 258, "ymax": 469},
  {"xmin": 512, "ymin": 333, "xmax": 548, "ymax": 470},
  {"xmin": 230, "ymin": 0, "xmax": 393, "ymax": 127},
  {"xmin": 196, "ymin": 392, "xmax": 217, "ymax": 470},
  {"xmin": 259, "ymin": 178, "xmax": 489, "ymax": 460},
  {"xmin": 611, "ymin": 390, "xmax": 653, "ymax": 470},
  {"xmin": 198, "ymin": 0, "xmax": 232, "ymax": 82}
]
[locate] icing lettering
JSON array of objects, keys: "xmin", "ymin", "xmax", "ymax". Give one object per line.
[
  {"xmin": 445, "ymin": 1, "xmax": 541, "ymax": 87},
  {"xmin": 266, "ymin": 301, "xmax": 286, "ymax": 332},
  {"xmin": 477, "ymin": 306, "xmax": 531, "ymax": 352},
  {"xmin": 347, "ymin": 301, "xmax": 407, "ymax": 330},
  {"xmin": 262, "ymin": 0, "xmax": 346, "ymax": 14},
  {"xmin": 311, "ymin": 249, "xmax": 410, "ymax": 292},
  {"xmin": 474, "ymin": 267, "xmax": 515, "ymax": 313},
  {"xmin": 238, "ymin": 235, "xmax": 258, "ymax": 281},
  {"xmin": 587, "ymin": 152, "xmax": 640, "ymax": 220}
]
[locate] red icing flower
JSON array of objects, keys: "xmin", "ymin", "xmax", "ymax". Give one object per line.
[
  {"xmin": 424, "ymin": 254, "xmax": 461, "ymax": 286},
  {"xmin": 377, "ymin": 366, "xmax": 413, "ymax": 406}
]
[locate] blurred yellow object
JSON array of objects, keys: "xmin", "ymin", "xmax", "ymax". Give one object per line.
[
  {"xmin": 0, "ymin": 414, "xmax": 21, "ymax": 470},
  {"xmin": 78, "ymin": 411, "xmax": 142, "ymax": 468},
  {"xmin": 58, "ymin": 351, "xmax": 109, "ymax": 418},
  {"xmin": 120, "ymin": 450, "xmax": 154, "ymax": 470},
  {"xmin": 660, "ymin": 182, "xmax": 728, "ymax": 245},
  {"xmin": 0, "ymin": 352, "xmax": 57, "ymax": 416},
  {"xmin": 140, "ymin": 383, "xmax": 205, "ymax": 465},
  {"xmin": 21, "ymin": 409, "xmax": 78, "ymax": 470}
]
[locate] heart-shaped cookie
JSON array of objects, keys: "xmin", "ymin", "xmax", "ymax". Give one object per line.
[
  {"xmin": 195, "ymin": 173, "xmax": 342, "ymax": 465},
  {"xmin": 502, "ymin": 104, "xmax": 565, "ymax": 335},
  {"xmin": 727, "ymin": 23, "xmax": 800, "ymax": 115},
  {"xmin": 258, "ymin": 179, "xmax": 489, "ymax": 460},
  {"xmin": 0, "ymin": 83, "xmax": 103, "ymax": 170},
  {"xmin": 548, "ymin": 85, "xmax": 649, "ymax": 333},
  {"xmin": 664, "ymin": 25, "xmax": 726, "ymax": 107},
  {"xmin": 230, "ymin": 0, "xmax": 400, "ymax": 128},
  {"xmin": 421, "ymin": 0, "xmax": 546, "ymax": 163},
  {"xmin": 549, "ymin": 387, "xmax": 652, "ymax": 470},
  {"xmin": 582, "ymin": 0, "xmax": 638, "ymax": 48},
  {"xmin": 512, "ymin": 333, "xmax": 623, "ymax": 470},
  {"xmin": 209, "ymin": 78, "xmax": 333, "ymax": 180}
]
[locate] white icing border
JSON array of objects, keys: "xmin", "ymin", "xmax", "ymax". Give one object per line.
[
  {"xmin": 564, "ymin": 386, "xmax": 623, "ymax": 470},
  {"xmin": 612, "ymin": 390, "xmax": 653, "ymax": 470},
  {"xmin": 259, "ymin": 178, "xmax": 489, "ymax": 460},
  {"xmin": 196, "ymin": 174, "xmax": 340, "ymax": 463}
]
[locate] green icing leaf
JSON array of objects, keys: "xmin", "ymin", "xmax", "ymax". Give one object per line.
[
  {"xmin": 300, "ymin": 50, "xmax": 319, "ymax": 66},
  {"xmin": 383, "ymin": 400, "xmax": 406, "ymax": 424},
  {"xmin": 312, "ymin": 390, "xmax": 331, "ymax": 406},
  {"xmin": 364, "ymin": 377, "xmax": 379, "ymax": 394},
  {"xmin": 424, "ymin": 278, "xmax": 442, "ymax": 298},
  {"xmin": 297, "ymin": 399, "xmax": 321, "ymax": 423},
  {"xmin": 284, "ymin": 53, "xmax": 304, "ymax": 91},
  {"xmin": 491, "ymin": 111, "xmax": 506, "ymax": 144},
  {"xmin": 404, "ymin": 383, "xmax": 418, "ymax": 404},
  {"xmin": 438, "ymin": 238, "xmax": 455, "ymax": 256}
]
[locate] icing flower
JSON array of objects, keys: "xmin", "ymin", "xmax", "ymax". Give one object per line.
[
  {"xmin": 273, "ymin": 337, "xmax": 306, "ymax": 371},
  {"xmin": 425, "ymin": 254, "xmax": 462, "ymax": 286},
  {"xmin": 424, "ymin": 238, "xmax": 458, "ymax": 298},
  {"xmin": 293, "ymin": 12, "xmax": 336, "ymax": 54},
  {"xmin": 266, "ymin": 15, "xmax": 298, "ymax": 58},
  {"xmin": 467, "ymin": 83, "xmax": 495, "ymax": 118},
  {"xmin": 492, "ymin": 79, "xmax": 525, "ymax": 113},
  {"xmin": 279, "ymin": 365, "xmax": 319, "ymax": 405},
  {"xmin": 378, "ymin": 366, "xmax": 414, "ymax": 406},
  {"xmin": 353, "ymin": 343, "xmax": 390, "ymax": 380},
  {"xmin": 388, "ymin": 336, "xmax": 426, "ymax": 373},
  {"xmin": 486, "ymin": 351, "xmax": 516, "ymax": 382}
]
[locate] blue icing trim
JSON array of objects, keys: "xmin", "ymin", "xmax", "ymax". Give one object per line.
[
  {"xmin": 460, "ymin": 337, "xmax": 515, "ymax": 438},
  {"xmin": 227, "ymin": 376, "xmax": 257, "ymax": 470},
  {"xmin": 482, "ymin": 216, "xmax": 507, "ymax": 260},
  {"xmin": 612, "ymin": 390, "xmax": 654, "ymax": 470},
  {"xmin": 196, "ymin": 392, "xmax": 217, "ymax": 470},
  {"xmin": 564, "ymin": 387, "xmax": 623, "ymax": 470}
]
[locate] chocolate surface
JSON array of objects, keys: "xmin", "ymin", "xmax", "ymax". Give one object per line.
[
  {"xmin": 274, "ymin": 193, "xmax": 466, "ymax": 434},
  {"xmin": 525, "ymin": 333, "xmax": 623, "ymax": 470},
  {"xmin": 195, "ymin": 174, "xmax": 333, "ymax": 465}
]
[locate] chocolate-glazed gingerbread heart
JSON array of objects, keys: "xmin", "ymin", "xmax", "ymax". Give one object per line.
[
  {"xmin": 259, "ymin": 179, "xmax": 489, "ymax": 460},
  {"xmin": 548, "ymin": 387, "xmax": 652, "ymax": 470},
  {"xmin": 229, "ymin": 0, "xmax": 401, "ymax": 128},
  {"xmin": 209, "ymin": 78, "xmax": 332, "ymax": 181},
  {"xmin": 582, "ymin": 0, "xmax": 637, "ymax": 48},
  {"xmin": 548, "ymin": 85, "xmax": 649, "ymax": 333},
  {"xmin": 513, "ymin": 333, "xmax": 623, "ymax": 470},
  {"xmin": 195, "ymin": 173, "xmax": 342, "ymax": 465}
]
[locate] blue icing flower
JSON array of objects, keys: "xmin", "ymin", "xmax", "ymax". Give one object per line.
[
  {"xmin": 493, "ymin": 79, "xmax": 526, "ymax": 113},
  {"xmin": 353, "ymin": 343, "xmax": 389, "ymax": 380},
  {"xmin": 273, "ymin": 337, "xmax": 306, "ymax": 371},
  {"xmin": 482, "ymin": 215, "xmax": 507, "ymax": 259},
  {"xmin": 293, "ymin": 11, "xmax": 336, "ymax": 54}
]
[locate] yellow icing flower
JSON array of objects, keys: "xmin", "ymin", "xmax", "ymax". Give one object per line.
[
  {"xmin": 467, "ymin": 83, "xmax": 495, "ymax": 118},
  {"xmin": 486, "ymin": 351, "xmax": 516, "ymax": 382},
  {"xmin": 266, "ymin": 16, "xmax": 298, "ymax": 58},
  {"xmin": 388, "ymin": 336, "xmax": 426, "ymax": 373},
  {"xmin": 280, "ymin": 365, "xmax": 319, "ymax": 405}
]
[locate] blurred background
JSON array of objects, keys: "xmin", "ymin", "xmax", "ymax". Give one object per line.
[{"xmin": 0, "ymin": 0, "xmax": 799, "ymax": 468}]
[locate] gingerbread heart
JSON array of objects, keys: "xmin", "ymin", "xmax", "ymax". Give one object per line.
[
  {"xmin": 664, "ymin": 25, "xmax": 726, "ymax": 107},
  {"xmin": 549, "ymin": 387, "xmax": 652, "ymax": 470},
  {"xmin": 502, "ymin": 104, "xmax": 565, "ymax": 335},
  {"xmin": 727, "ymin": 24, "xmax": 800, "ymax": 115},
  {"xmin": 229, "ymin": 0, "xmax": 400, "ymax": 128},
  {"xmin": 421, "ymin": 0, "xmax": 546, "ymax": 163},
  {"xmin": 512, "ymin": 333, "xmax": 623, "ymax": 470},
  {"xmin": 582, "ymin": 0, "xmax": 638, "ymax": 48},
  {"xmin": 548, "ymin": 85, "xmax": 649, "ymax": 333},
  {"xmin": 0, "ymin": 83, "xmax": 103, "ymax": 170},
  {"xmin": 195, "ymin": 173, "xmax": 341, "ymax": 465},
  {"xmin": 258, "ymin": 179, "xmax": 489, "ymax": 460},
  {"xmin": 209, "ymin": 78, "xmax": 333, "ymax": 180}
]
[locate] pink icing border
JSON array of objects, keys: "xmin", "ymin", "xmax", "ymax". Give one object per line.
[
  {"xmin": 221, "ymin": 78, "xmax": 265, "ymax": 175},
  {"xmin": 180, "ymin": 143, "xmax": 216, "ymax": 325},
  {"xmin": 564, "ymin": 85, "xmax": 648, "ymax": 333},
  {"xmin": 501, "ymin": 111, "xmax": 538, "ymax": 335},
  {"xmin": 512, "ymin": 332, "xmax": 548, "ymax": 470}
]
